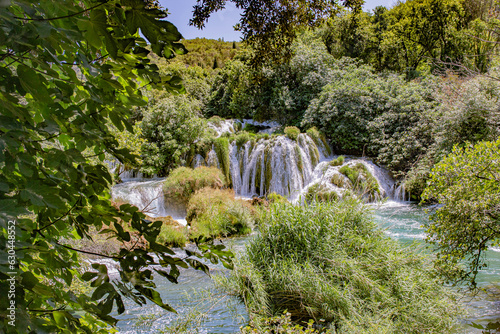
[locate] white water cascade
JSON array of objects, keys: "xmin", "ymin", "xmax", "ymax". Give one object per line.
[
  {"xmin": 111, "ymin": 179, "xmax": 187, "ymax": 225},
  {"xmin": 111, "ymin": 121, "xmax": 402, "ymax": 221}
]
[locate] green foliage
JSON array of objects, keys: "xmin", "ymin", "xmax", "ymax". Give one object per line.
[
  {"xmin": 421, "ymin": 139, "xmax": 500, "ymax": 288},
  {"xmin": 187, "ymin": 188, "xmax": 255, "ymax": 239},
  {"xmin": 236, "ymin": 131, "xmax": 252, "ymax": 148},
  {"xmin": 219, "ymin": 200, "xmax": 458, "ymax": 332},
  {"xmin": 0, "ymin": 1, "xmax": 234, "ymax": 332},
  {"xmin": 284, "ymin": 126, "xmax": 300, "ymax": 141},
  {"xmin": 172, "ymin": 38, "xmax": 240, "ymax": 70},
  {"xmin": 241, "ymin": 312, "xmax": 322, "ymax": 333},
  {"xmin": 205, "ymin": 60, "xmax": 255, "ymax": 119},
  {"xmin": 140, "ymin": 94, "xmax": 206, "ymax": 176},
  {"xmin": 267, "ymin": 192, "xmax": 289, "ymax": 204},
  {"xmin": 163, "ymin": 166, "xmax": 226, "ymax": 207},
  {"xmin": 190, "ymin": 0, "xmax": 362, "ymax": 66}
]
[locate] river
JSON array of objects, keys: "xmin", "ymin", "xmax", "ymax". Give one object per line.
[{"xmin": 112, "ymin": 200, "xmax": 500, "ymax": 333}]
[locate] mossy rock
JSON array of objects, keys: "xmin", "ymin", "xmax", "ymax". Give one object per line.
[
  {"xmin": 339, "ymin": 163, "xmax": 379, "ymax": 200},
  {"xmin": 329, "ymin": 155, "xmax": 345, "ymax": 167}
]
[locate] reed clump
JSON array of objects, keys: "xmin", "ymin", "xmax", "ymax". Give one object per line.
[
  {"xmin": 217, "ymin": 200, "xmax": 458, "ymax": 333},
  {"xmin": 187, "ymin": 187, "xmax": 255, "ymax": 239}
]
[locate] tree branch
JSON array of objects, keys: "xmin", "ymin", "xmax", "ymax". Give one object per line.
[{"xmin": 13, "ymin": 2, "xmax": 110, "ymax": 22}]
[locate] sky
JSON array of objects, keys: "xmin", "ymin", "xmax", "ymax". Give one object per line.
[{"xmin": 160, "ymin": 0, "xmax": 396, "ymax": 41}]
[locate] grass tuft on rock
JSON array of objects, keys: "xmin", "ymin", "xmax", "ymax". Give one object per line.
[
  {"xmin": 217, "ymin": 200, "xmax": 458, "ymax": 333},
  {"xmin": 284, "ymin": 126, "xmax": 300, "ymax": 141}
]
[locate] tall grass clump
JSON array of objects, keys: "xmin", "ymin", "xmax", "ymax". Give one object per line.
[
  {"xmin": 187, "ymin": 187, "xmax": 255, "ymax": 239},
  {"xmin": 218, "ymin": 200, "xmax": 458, "ymax": 333},
  {"xmin": 163, "ymin": 166, "xmax": 225, "ymax": 207},
  {"xmin": 157, "ymin": 225, "xmax": 187, "ymax": 248}
]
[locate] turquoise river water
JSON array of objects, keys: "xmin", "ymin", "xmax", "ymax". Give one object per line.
[{"xmin": 114, "ymin": 201, "xmax": 500, "ymax": 333}]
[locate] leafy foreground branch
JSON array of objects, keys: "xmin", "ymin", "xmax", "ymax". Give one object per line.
[
  {"xmin": 0, "ymin": 1, "xmax": 232, "ymax": 333},
  {"xmin": 217, "ymin": 199, "xmax": 460, "ymax": 333}
]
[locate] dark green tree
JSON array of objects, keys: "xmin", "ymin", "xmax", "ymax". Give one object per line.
[
  {"xmin": 190, "ymin": 0, "xmax": 363, "ymax": 65},
  {"xmin": 0, "ymin": 1, "xmax": 232, "ymax": 332},
  {"xmin": 422, "ymin": 139, "xmax": 500, "ymax": 288}
]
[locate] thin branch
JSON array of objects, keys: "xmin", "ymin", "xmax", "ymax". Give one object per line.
[
  {"xmin": 13, "ymin": 2, "xmax": 110, "ymax": 21},
  {"xmin": 35, "ymin": 200, "xmax": 79, "ymax": 233},
  {"xmin": 57, "ymin": 242, "xmax": 122, "ymax": 260}
]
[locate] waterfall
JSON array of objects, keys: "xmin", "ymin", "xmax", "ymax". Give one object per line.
[
  {"xmin": 394, "ymin": 183, "xmax": 412, "ymax": 202},
  {"xmin": 110, "ymin": 124, "xmax": 399, "ymax": 221},
  {"xmin": 111, "ymin": 179, "xmax": 187, "ymax": 225}
]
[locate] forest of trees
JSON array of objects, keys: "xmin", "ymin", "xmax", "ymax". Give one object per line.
[{"xmin": 1, "ymin": 0, "xmax": 500, "ymax": 332}]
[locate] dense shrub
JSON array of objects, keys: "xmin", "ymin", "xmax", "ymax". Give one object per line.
[
  {"xmin": 187, "ymin": 188, "xmax": 255, "ymax": 239},
  {"xmin": 163, "ymin": 166, "xmax": 225, "ymax": 207},
  {"xmin": 218, "ymin": 200, "xmax": 458, "ymax": 333},
  {"xmin": 140, "ymin": 94, "xmax": 207, "ymax": 176}
]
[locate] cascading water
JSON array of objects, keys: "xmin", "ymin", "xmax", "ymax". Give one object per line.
[{"xmin": 111, "ymin": 179, "xmax": 187, "ymax": 225}]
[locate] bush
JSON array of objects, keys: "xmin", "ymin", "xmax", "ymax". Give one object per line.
[
  {"xmin": 140, "ymin": 94, "xmax": 207, "ymax": 176},
  {"xmin": 163, "ymin": 166, "xmax": 226, "ymax": 207},
  {"xmin": 218, "ymin": 200, "xmax": 458, "ymax": 333},
  {"xmin": 187, "ymin": 188, "xmax": 255, "ymax": 239},
  {"xmin": 284, "ymin": 126, "xmax": 300, "ymax": 141}
]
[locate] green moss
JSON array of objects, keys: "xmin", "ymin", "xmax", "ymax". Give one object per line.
[
  {"xmin": 307, "ymin": 140, "xmax": 320, "ymax": 166},
  {"xmin": 214, "ymin": 137, "xmax": 231, "ymax": 187},
  {"xmin": 294, "ymin": 145, "xmax": 304, "ymax": 175},
  {"xmin": 329, "ymin": 155, "xmax": 345, "ymax": 167},
  {"xmin": 264, "ymin": 146, "xmax": 273, "ymax": 193},
  {"xmin": 208, "ymin": 115, "xmax": 225, "ymax": 127},
  {"xmin": 331, "ymin": 173, "xmax": 348, "ymax": 188},
  {"xmin": 306, "ymin": 126, "xmax": 332, "ymax": 156},
  {"xmin": 284, "ymin": 126, "xmax": 300, "ymax": 141},
  {"xmin": 233, "ymin": 121, "xmax": 243, "ymax": 132},
  {"xmin": 255, "ymin": 154, "xmax": 263, "ymax": 195}
]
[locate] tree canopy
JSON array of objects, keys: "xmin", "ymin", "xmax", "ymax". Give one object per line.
[
  {"xmin": 0, "ymin": 1, "xmax": 232, "ymax": 332},
  {"xmin": 422, "ymin": 139, "xmax": 500, "ymax": 288},
  {"xmin": 190, "ymin": 0, "xmax": 363, "ymax": 65}
]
